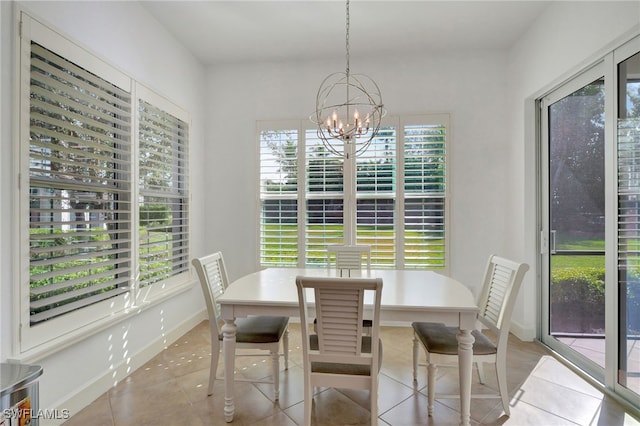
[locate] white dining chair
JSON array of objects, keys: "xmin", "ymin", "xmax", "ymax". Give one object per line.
[
  {"xmin": 192, "ymin": 252, "xmax": 289, "ymax": 399},
  {"xmin": 296, "ymin": 275, "xmax": 383, "ymax": 426},
  {"xmin": 327, "ymin": 244, "xmax": 371, "ymax": 277},
  {"xmin": 325, "ymin": 244, "xmax": 373, "ymax": 334},
  {"xmin": 411, "ymin": 255, "xmax": 529, "ymax": 416}
]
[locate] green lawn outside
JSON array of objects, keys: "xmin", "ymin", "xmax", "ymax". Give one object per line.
[
  {"xmin": 261, "ymin": 223, "xmax": 445, "ymax": 268},
  {"xmin": 556, "ymin": 237, "xmax": 605, "ymax": 251},
  {"xmin": 551, "ymin": 254, "xmax": 604, "ymax": 269}
]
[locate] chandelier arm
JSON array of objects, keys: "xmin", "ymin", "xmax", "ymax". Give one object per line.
[{"xmin": 318, "ymin": 128, "xmax": 343, "ymax": 157}]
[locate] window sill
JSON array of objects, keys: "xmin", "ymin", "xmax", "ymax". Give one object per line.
[{"xmin": 10, "ymin": 280, "xmax": 197, "ymax": 364}]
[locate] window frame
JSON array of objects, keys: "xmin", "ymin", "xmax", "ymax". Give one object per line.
[{"xmin": 15, "ymin": 13, "xmax": 192, "ymax": 359}]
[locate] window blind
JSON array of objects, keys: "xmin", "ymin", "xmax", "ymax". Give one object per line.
[
  {"xmin": 305, "ymin": 130, "xmax": 344, "ymax": 265},
  {"xmin": 356, "ymin": 127, "xmax": 396, "ymax": 267},
  {"xmin": 259, "ymin": 129, "xmax": 299, "ymax": 266},
  {"xmin": 403, "ymin": 123, "xmax": 447, "ymax": 268},
  {"xmin": 138, "ymin": 100, "xmax": 189, "ymax": 287},
  {"xmin": 29, "ymin": 42, "xmax": 132, "ymax": 324},
  {"xmin": 257, "ymin": 116, "xmax": 448, "ymax": 270}
]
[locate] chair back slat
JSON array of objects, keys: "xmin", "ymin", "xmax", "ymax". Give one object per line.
[
  {"xmin": 192, "ymin": 252, "xmax": 229, "ymax": 335},
  {"xmin": 315, "ymin": 287, "xmax": 363, "ymax": 355},
  {"xmin": 327, "ymin": 244, "xmax": 371, "ymax": 276},
  {"xmin": 483, "ymin": 268, "xmax": 509, "ymax": 324},
  {"xmin": 477, "ymin": 255, "xmax": 529, "ymax": 333},
  {"xmin": 336, "ymin": 252, "xmax": 366, "ymax": 270}
]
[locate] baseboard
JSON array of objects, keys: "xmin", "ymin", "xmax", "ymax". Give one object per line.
[
  {"xmin": 40, "ymin": 309, "xmax": 207, "ymax": 426},
  {"xmin": 510, "ymin": 319, "xmax": 536, "ymax": 342}
]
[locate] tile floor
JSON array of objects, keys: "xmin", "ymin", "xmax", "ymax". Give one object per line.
[
  {"xmin": 559, "ymin": 335, "xmax": 640, "ymax": 394},
  {"xmin": 63, "ymin": 321, "xmax": 640, "ymax": 425}
]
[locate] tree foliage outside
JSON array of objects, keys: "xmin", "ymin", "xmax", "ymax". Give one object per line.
[{"xmin": 549, "ymin": 82, "xmax": 605, "ymax": 242}]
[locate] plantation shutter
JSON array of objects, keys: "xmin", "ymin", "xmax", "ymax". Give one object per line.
[
  {"xmin": 257, "ymin": 116, "xmax": 448, "ymax": 270},
  {"xmin": 29, "ymin": 42, "xmax": 132, "ymax": 324},
  {"xmin": 138, "ymin": 100, "xmax": 190, "ymax": 287},
  {"xmin": 305, "ymin": 129, "xmax": 344, "ymax": 265},
  {"xmin": 403, "ymin": 122, "xmax": 447, "ymax": 269},
  {"xmin": 356, "ymin": 127, "xmax": 396, "ymax": 267},
  {"xmin": 259, "ymin": 129, "xmax": 299, "ymax": 266}
]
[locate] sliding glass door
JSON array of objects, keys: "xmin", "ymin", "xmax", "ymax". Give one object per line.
[
  {"xmin": 541, "ymin": 64, "xmax": 606, "ymax": 380},
  {"xmin": 541, "ymin": 35, "xmax": 640, "ymax": 408}
]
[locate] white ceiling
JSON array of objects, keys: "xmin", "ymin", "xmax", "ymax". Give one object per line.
[{"xmin": 141, "ymin": 1, "xmax": 551, "ymax": 66}]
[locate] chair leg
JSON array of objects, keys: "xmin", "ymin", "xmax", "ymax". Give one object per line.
[
  {"xmin": 412, "ymin": 333, "xmax": 419, "ymax": 382},
  {"xmin": 496, "ymin": 361, "xmax": 510, "ymax": 416},
  {"xmin": 303, "ymin": 374, "xmax": 312, "ymax": 426},
  {"xmin": 271, "ymin": 349, "xmax": 280, "ymax": 401},
  {"xmin": 208, "ymin": 345, "xmax": 219, "ymax": 396},
  {"xmin": 371, "ymin": 377, "xmax": 379, "ymax": 426},
  {"xmin": 427, "ymin": 363, "xmax": 436, "ymax": 417},
  {"xmin": 283, "ymin": 328, "xmax": 289, "ymax": 370},
  {"xmin": 477, "ymin": 361, "xmax": 486, "ymax": 384}
]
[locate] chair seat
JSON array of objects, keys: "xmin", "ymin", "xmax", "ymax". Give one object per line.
[
  {"xmin": 412, "ymin": 322, "xmax": 497, "ymax": 356},
  {"xmin": 309, "ymin": 334, "xmax": 383, "ymax": 375},
  {"xmin": 218, "ymin": 316, "xmax": 289, "ymax": 343}
]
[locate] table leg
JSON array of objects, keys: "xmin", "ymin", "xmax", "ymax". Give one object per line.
[
  {"xmin": 457, "ymin": 328, "xmax": 475, "ymax": 426},
  {"xmin": 222, "ymin": 319, "xmax": 237, "ymax": 423}
]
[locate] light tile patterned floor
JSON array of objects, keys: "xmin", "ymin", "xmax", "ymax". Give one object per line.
[
  {"xmin": 559, "ymin": 335, "xmax": 640, "ymax": 395},
  {"xmin": 63, "ymin": 322, "xmax": 640, "ymax": 425}
]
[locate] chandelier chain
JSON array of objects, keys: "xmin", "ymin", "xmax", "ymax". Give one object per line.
[{"xmin": 345, "ymin": 0, "xmax": 350, "ymax": 76}]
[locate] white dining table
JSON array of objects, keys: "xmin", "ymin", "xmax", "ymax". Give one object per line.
[{"xmin": 218, "ymin": 267, "xmax": 479, "ymax": 426}]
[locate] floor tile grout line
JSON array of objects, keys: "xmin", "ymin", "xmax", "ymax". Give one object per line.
[{"xmin": 529, "ymin": 369, "xmax": 607, "ymax": 401}]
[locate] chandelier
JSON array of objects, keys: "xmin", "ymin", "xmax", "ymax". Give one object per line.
[{"xmin": 312, "ymin": 0, "xmax": 385, "ymax": 159}]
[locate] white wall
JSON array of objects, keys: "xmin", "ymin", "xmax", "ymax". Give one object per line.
[
  {"xmin": 507, "ymin": 1, "xmax": 640, "ymax": 338},
  {"xmin": 204, "ymin": 1, "xmax": 640, "ymax": 343},
  {"xmin": 0, "ymin": 0, "xmax": 207, "ymax": 420},
  {"xmin": 204, "ymin": 49, "xmax": 511, "ymax": 294}
]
